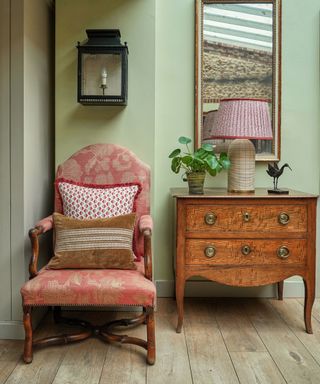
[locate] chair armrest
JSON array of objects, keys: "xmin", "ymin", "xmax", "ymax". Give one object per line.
[
  {"xmin": 139, "ymin": 215, "xmax": 153, "ymax": 281},
  {"xmin": 139, "ymin": 215, "xmax": 153, "ymax": 235},
  {"xmin": 36, "ymin": 215, "xmax": 53, "ymax": 233},
  {"xmin": 28, "ymin": 215, "xmax": 53, "ymax": 279}
]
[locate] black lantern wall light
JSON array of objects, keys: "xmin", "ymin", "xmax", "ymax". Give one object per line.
[{"xmin": 77, "ymin": 29, "xmax": 128, "ymax": 105}]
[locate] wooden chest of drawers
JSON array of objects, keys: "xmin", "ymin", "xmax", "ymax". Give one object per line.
[{"xmin": 171, "ymin": 188, "xmax": 317, "ymax": 334}]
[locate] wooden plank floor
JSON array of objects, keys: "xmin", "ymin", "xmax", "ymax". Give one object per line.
[{"xmin": 2, "ymin": 298, "xmax": 320, "ymax": 384}]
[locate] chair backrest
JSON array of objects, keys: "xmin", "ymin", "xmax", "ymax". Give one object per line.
[{"xmin": 54, "ymin": 143, "xmax": 150, "ymax": 260}]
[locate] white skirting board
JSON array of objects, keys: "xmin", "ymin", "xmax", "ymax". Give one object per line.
[
  {"xmin": 0, "ymin": 321, "xmax": 24, "ymax": 340},
  {"xmin": 0, "ymin": 307, "xmax": 47, "ymax": 340},
  {"xmin": 156, "ymin": 279, "xmax": 307, "ymax": 298}
]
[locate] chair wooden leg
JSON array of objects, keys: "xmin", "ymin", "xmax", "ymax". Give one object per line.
[
  {"xmin": 23, "ymin": 306, "xmax": 33, "ymax": 363},
  {"xmin": 146, "ymin": 307, "xmax": 156, "ymax": 365},
  {"xmin": 143, "ymin": 307, "xmax": 147, "ymax": 324},
  {"xmin": 22, "ymin": 307, "xmax": 156, "ymax": 365}
]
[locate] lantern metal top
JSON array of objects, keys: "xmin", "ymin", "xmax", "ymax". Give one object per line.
[{"xmin": 77, "ymin": 29, "xmax": 127, "ymax": 51}]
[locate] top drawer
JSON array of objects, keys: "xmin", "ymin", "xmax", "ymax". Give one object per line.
[{"xmin": 185, "ymin": 204, "xmax": 307, "ymax": 233}]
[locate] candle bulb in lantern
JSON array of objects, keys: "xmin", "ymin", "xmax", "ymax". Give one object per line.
[{"xmin": 101, "ymin": 68, "xmax": 107, "ymax": 86}]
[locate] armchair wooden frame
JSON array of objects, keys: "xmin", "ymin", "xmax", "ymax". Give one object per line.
[{"xmin": 23, "ymin": 220, "xmax": 156, "ymax": 365}]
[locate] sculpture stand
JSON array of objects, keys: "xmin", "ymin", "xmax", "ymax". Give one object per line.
[{"xmin": 268, "ymin": 188, "xmax": 289, "ymax": 194}]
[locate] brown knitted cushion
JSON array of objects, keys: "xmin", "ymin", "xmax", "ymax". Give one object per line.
[{"xmin": 48, "ymin": 213, "xmax": 137, "ymax": 270}]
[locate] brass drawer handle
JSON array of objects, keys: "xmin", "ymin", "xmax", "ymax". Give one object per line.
[
  {"xmin": 278, "ymin": 212, "xmax": 290, "ymax": 225},
  {"xmin": 277, "ymin": 246, "xmax": 290, "ymax": 259},
  {"xmin": 204, "ymin": 246, "xmax": 216, "ymax": 258},
  {"xmin": 243, "ymin": 212, "xmax": 251, "ymax": 222},
  {"xmin": 241, "ymin": 245, "xmax": 252, "ymax": 255},
  {"xmin": 205, "ymin": 212, "xmax": 217, "ymax": 225}
]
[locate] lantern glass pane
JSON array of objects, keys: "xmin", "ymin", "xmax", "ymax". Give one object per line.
[{"xmin": 81, "ymin": 53, "xmax": 122, "ymax": 96}]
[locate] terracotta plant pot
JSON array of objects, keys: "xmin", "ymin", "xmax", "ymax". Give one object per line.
[{"xmin": 187, "ymin": 171, "xmax": 205, "ymax": 194}]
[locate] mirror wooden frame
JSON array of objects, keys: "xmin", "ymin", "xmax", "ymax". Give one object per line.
[{"xmin": 195, "ymin": 0, "xmax": 282, "ymax": 161}]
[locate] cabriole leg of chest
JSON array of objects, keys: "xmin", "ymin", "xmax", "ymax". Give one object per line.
[
  {"xmin": 277, "ymin": 281, "xmax": 284, "ymax": 300},
  {"xmin": 303, "ymin": 275, "xmax": 315, "ymax": 334}
]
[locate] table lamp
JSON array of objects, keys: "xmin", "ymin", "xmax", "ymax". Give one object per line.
[{"xmin": 213, "ymin": 99, "xmax": 273, "ymax": 192}]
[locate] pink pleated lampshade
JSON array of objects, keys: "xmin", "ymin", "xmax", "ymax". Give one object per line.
[{"xmin": 212, "ymin": 99, "xmax": 273, "ymax": 140}]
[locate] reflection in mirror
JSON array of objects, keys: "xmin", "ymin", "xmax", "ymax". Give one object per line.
[{"xmin": 195, "ymin": 0, "xmax": 281, "ymax": 161}]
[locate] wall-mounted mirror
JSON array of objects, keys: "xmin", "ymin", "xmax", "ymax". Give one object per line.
[{"xmin": 195, "ymin": 0, "xmax": 281, "ymax": 161}]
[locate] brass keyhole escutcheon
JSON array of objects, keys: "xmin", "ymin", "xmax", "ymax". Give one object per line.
[
  {"xmin": 204, "ymin": 246, "xmax": 216, "ymax": 258},
  {"xmin": 278, "ymin": 212, "xmax": 290, "ymax": 225},
  {"xmin": 205, "ymin": 212, "xmax": 217, "ymax": 225},
  {"xmin": 241, "ymin": 245, "xmax": 252, "ymax": 256},
  {"xmin": 243, "ymin": 212, "xmax": 251, "ymax": 222},
  {"xmin": 277, "ymin": 246, "xmax": 290, "ymax": 259}
]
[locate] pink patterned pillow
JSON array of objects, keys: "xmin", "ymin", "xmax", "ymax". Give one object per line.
[{"xmin": 55, "ymin": 178, "xmax": 141, "ymax": 220}]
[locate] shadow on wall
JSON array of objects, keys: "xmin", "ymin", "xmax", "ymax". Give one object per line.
[
  {"xmin": 155, "ymin": 191, "xmax": 176, "ymax": 281},
  {"xmin": 68, "ymin": 104, "xmax": 126, "ymax": 126}
]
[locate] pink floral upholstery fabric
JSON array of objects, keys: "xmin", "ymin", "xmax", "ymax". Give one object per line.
[
  {"xmin": 139, "ymin": 215, "xmax": 153, "ymax": 233},
  {"xmin": 54, "ymin": 144, "xmax": 150, "ymax": 261},
  {"xmin": 36, "ymin": 215, "xmax": 53, "ymax": 232},
  {"xmin": 21, "ymin": 262, "xmax": 155, "ymax": 307}
]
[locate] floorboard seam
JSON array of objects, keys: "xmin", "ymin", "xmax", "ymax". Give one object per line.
[
  {"xmin": 240, "ymin": 299, "xmax": 288, "ymax": 384},
  {"xmin": 213, "ymin": 299, "xmax": 241, "ymax": 384},
  {"xmin": 183, "ymin": 315, "xmax": 195, "ymax": 384},
  {"xmin": 97, "ymin": 343, "xmax": 110, "ymax": 384},
  {"xmin": 2, "ymin": 354, "xmax": 21, "ymax": 384}
]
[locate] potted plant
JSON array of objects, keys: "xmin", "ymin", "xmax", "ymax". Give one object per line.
[{"xmin": 169, "ymin": 136, "xmax": 230, "ymax": 194}]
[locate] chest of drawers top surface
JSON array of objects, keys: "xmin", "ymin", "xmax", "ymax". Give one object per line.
[{"xmin": 171, "ymin": 188, "xmax": 316, "ymax": 199}]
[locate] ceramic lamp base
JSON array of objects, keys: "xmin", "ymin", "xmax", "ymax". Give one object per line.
[{"xmin": 228, "ymin": 139, "xmax": 255, "ymax": 192}]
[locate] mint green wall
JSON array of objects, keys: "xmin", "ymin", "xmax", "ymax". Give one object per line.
[
  {"xmin": 57, "ymin": 0, "xmax": 320, "ymax": 286},
  {"xmin": 56, "ymin": 0, "xmax": 156, "ymax": 168},
  {"xmin": 154, "ymin": 0, "xmax": 195, "ymax": 281}
]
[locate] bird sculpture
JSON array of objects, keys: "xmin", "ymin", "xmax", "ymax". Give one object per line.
[{"xmin": 266, "ymin": 162, "xmax": 292, "ymax": 194}]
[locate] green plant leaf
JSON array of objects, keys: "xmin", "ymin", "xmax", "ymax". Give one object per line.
[
  {"xmin": 168, "ymin": 148, "xmax": 181, "ymax": 158},
  {"xmin": 169, "ymin": 136, "xmax": 230, "ymax": 177},
  {"xmin": 201, "ymin": 143, "xmax": 214, "ymax": 152},
  {"xmin": 220, "ymin": 158, "xmax": 231, "ymax": 169},
  {"xmin": 190, "ymin": 157, "xmax": 205, "ymax": 172},
  {"xmin": 219, "ymin": 152, "xmax": 228, "ymax": 160},
  {"xmin": 206, "ymin": 167, "xmax": 217, "ymax": 177},
  {"xmin": 178, "ymin": 136, "xmax": 192, "ymax": 145},
  {"xmin": 171, "ymin": 157, "xmax": 181, "ymax": 173},
  {"xmin": 193, "ymin": 157, "xmax": 205, "ymax": 165},
  {"xmin": 194, "ymin": 148, "xmax": 207, "ymax": 159},
  {"xmin": 219, "ymin": 152, "xmax": 231, "ymax": 169},
  {"xmin": 205, "ymin": 155, "xmax": 219, "ymax": 170},
  {"xmin": 182, "ymin": 155, "xmax": 193, "ymax": 166},
  {"xmin": 215, "ymin": 162, "xmax": 223, "ymax": 173}
]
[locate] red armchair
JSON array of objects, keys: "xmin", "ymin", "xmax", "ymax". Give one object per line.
[{"xmin": 20, "ymin": 144, "xmax": 156, "ymax": 364}]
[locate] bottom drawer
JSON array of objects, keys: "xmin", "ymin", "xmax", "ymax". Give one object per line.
[{"xmin": 185, "ymin": 239, "xmax": 307, "ymax": 266}]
